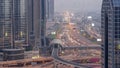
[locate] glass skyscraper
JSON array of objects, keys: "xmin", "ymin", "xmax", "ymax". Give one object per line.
[
  {"xmin": 0, "ymin": 0, "xmax": 48, "ymax": 55},
  {"xmin": 0, "ymin": 0, "xmax": 12, "ymax": 48},
  {"xmin": 0, "ymin": 0, "xmax": 33, "ymax": 49},
  {"xmin": 33, "ymin": 0, "xmax": 47, "ymax": 48},
  {"xmin": 46, "ymin": 0, "xmax": 54, "ymax": 21},
  {"xmin": 102, "ymin": 0, "xmax": 120, "ymax": 68}
]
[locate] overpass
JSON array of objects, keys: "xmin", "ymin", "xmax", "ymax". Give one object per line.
[
  {"xmin": 51, "ymin": 46, "xmax": 92, "ymax": 68},
  {"xmin": 63, "ymin": 46, "xmax": 101, "ymax": 50},
  {"xmin": 50, "ymin": 39, "xmax": 100, "ymax": 68},
  {"xmin": 50, "ymin": 39, "xmax": 101, "ymax": 50}
]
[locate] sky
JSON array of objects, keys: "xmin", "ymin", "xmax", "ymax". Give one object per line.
[{"xmin": 55, "ymin": 0, "xmax": 102, "ymax": 13}]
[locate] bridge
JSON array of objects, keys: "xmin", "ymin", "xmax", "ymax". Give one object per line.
[
  {"xmin": 63, "ymin": 46, "xmax": 101, "ymax": 50},
  {"xmin": 51, "ymin": 47, "xmax": 92, "ymax": 68},
  {"xmin": 50, "ymin": 39, "xmax": 101, "ymax": 50},
  {"xmin": 50, "ymin": 39, "xmax": 101, "ymax": 68}
]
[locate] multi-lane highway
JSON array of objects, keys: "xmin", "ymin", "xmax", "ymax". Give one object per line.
[
  {"xmin": 50, "ymin": 39, "xmax": 101, "ymax": 68},
  {"xmin": 46, "ymin": 16, "xmax": 101, "ymax": 68},
  {"xmin": 60, "ymin": 23, "xmax": 99, "ymax": 47},
  {"xmin": 53, "ymin": 22, "xmax": 101, "ymax": 68},
  {"xmin": 51, "ymin": 45, "xmax": 93, "ymax": 68}
]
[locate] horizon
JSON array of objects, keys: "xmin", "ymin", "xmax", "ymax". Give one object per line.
[{"xmin": 55, "ymin": 0, "xmax": 102, "ymax": 13}]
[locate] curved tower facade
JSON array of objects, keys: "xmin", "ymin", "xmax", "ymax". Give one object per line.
[
  {"xmin": 0, "ymin": 0, "xmax": 32, "ymax": 49},
  {"xmin": 0, "ymin": 0, "xmax": 13, "ymax": 48},
  {"xmin": 102, "ymin": 0, "xmax": 120, "ymax": 68},
  {"xmin": 46, "ymin": 0, "xmax": 54, "ymax": 21}
]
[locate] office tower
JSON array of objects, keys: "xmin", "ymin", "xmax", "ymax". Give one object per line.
[
  {"xmin": 33, "ymin": 0, "xmax": 49, "ymax": 56},
  {"xmin": 33, "ymin": 0, "xmax": 41, "ymax": 50},
  {"xmin": 101, "ymin": 0, "xmax": 120, "ymax": 68},
  {"xmin": 0, "ymin": 0, "xmax": 47, "ymax": 53},
  {"xmin": 40, "ymin": 0, "xmax": 51, "ymax": 56},
  {"xmin": 0, "ymin": 0, "xmax": 13, "ymax": 48},
  {"xmin": 0, "ymin": 0, "xmax": 33, "ymax": 49},
  {"xmin": 40, "ymin": 0, "xmax": 47, "ymax": 47},
  {"xmin": 25, "ymin": 0, "xmax": 35, "ymax": 48},
  {"xmin": 33, "ymin": 0, "xmax": 47, "ymax": 47},
  {"xmin": 46, "ymin": 0, "xmax": 54, "ymax": 21},
  {"xmin": 14, "ymin": 0, "xmax": 29, "ymax": 47}
]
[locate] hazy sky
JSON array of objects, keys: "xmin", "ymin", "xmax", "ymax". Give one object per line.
[{"xmin": 55, "ymin": 0, "xmax": 102, "ymax": 13}]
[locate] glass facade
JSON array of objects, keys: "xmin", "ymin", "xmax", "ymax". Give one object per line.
[
  {"xmin": 40, "ymin": 0, "xmax": 47, "ymax": 47},
  {"xmin": 0, "ymin": 0, "xmax": 33, "ymax": 48},
  {"xmin": 25, "ymin": 0, "xmax": 34, "ymax": 47},
  {"xmin": 14, "ymin": 0, "xmax": 27, "ymax": 42},
  {"xmin": 102, "ymin": 0, "xmax": 120, "ymax": 68},
  {"xmin": 0, "ymin": 0, "xmax": 47, "ymax": 53},
  {"xmin": 33, "ymin": 0, "xmax": 41, "ymax": 47},
  {"xmin": 0, "ymin": 0, "xmax": 13, "ymax": 48},
  {"xmin": 46, "ymin": 0, "xmax": 54, "ymax": 21}
]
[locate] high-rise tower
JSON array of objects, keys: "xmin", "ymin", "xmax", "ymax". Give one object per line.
[
  {"xmin": 46, "ymin": 0, "xmax": 54, "ymax": 21},
  {"xmin": 0, "ymin": 0, "xmax": 34, "ymax": 49},
  {"xmin": 33, "ymin": 0, "xmax": 49, "ymax": 56},
  {"xmin": 0, "ymin": 0, "xmax": 48, "ymax": 56},
  {"xmin": 101, "ymin": 0, "xmax": 120, "ymax": 68}
]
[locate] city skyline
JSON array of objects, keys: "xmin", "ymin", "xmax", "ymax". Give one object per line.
[{"xmin": 0, "ymin": 0, "xmax": 103, "ymax": 68}]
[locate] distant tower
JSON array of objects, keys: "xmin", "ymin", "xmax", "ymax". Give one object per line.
[
  {"xmin": 46, "ymin": 0, "xmax": 54, "ymax": 21},
  {"xmin": 101, "ymin": 0, "xmax": 120, "ymax": 68},
  {"xmin": 63, "ymin": 11, "xmax": 71, "ymax": 23}
]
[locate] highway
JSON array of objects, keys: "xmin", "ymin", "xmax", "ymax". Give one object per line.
[
  {"xmin": 60, "ymin": 23, "xmax": 100, "ymax": 47},
  {"xmin": 46, "ymin": 13, "xmax": 101, "ymax": 68},
  {"xmin": 49, "ymin": 36, "xmax": 101, "ymax": 68},
  {"xmin": 49, "ymin": 21, "xmax": 101, "ymax": 68},
  {"xmin": 51, "ymin": 45, "xmax": 93, "ymax": 68}
]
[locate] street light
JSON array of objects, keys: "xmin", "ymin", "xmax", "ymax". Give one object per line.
[
  {"xmin": 91, "ymin": 23, "xmax": 95, "ymax": 27},
  {"xmin": 51, "ymin": 32, "xmax": 56, "ymax": 35},
  {"xmin": 87, "ymin": 16, "xmax": 92, "ymax": 19},
  {"xmin": 97, "ymin": 39, "xmax": 102, "ymax": 42}
]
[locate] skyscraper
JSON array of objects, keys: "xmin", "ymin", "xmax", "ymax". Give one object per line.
[
  {"xmin": 25, "ymin": 0, "xmax": 35, "ymax": 48},
  {"xmin": 40, "ymin": 0, "xmax": 47, "ymax": 47},
  {"xmin": 0, "ymin": 0, "xmax": 34, "ymax": 49},
  {"xmin": 101, "ymin": 0, "xmax": 120, "ymax": 68},
  {"xmin": 0, "ymin": 0, "xmax": 13, "ymax": 48},
  {"xmin": 33, "ymin": 0, "xmax": 47, "ymax": 47},
  {"xmin": 0, "ymin": 0, "xmax": 48, "ymax": 55},
  {"xmin": 46, "ymin": 0, "xmax": 54, "ymax": 21},
  {"xmin": 33, "ymin": 0, "xmax": 41, "ymax": 50},
  {"xmin": 39, "ymin": 0, "xmax": 50, "ymax": 56}
]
